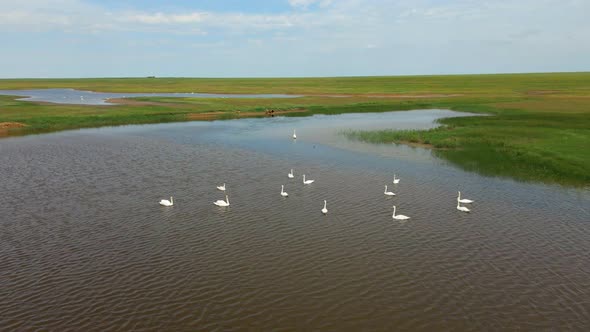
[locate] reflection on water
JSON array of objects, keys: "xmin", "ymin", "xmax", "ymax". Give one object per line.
[
  {"xmin": 1, "ymin": 110, "xmax": 589, "ymax": 330},
  {"xmin": 0, "ymin": 88, "xmax": 299, "ymax": 105}
]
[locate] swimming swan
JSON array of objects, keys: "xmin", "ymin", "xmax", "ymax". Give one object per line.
[
  {"xmin": 303, "ymin": 174, "xmax": 315, "ymax": 185},
  {"xmin": 288, "ymin": 169, "xmax": 294, "ymax": 178},
  {"xmin": 214, "ymin": 195, "xmax": 230, "ymax": 207},
  {"xmin": 457, "ymin": 191, "xmax": 474, "ymax": 204},
  {"xmin": 384, "ymin": 185, "xmax": 396, "ymax": 196},
  {"xmin": 293, "ymin": 129, "xmax": 297, "ymax": 139},
  {"xmin": 392, "ymin": 205, "xmax": 410, "ymax": 220},
  {"xmin": 457, "ymin": 199, "xmax": 470, "ymax": 212},
  {"xmin": 281, "ymin": 185, "xmax": 289, "ymax": 197},
  {"xmin": 393, "ymin": 174, "xmax": 400, "ymax": 184},
  {"xmin": 159, "ymin": 196, "xmax": 174, "ymax": 207},
  {"xmin": 321, "ymin": 200, "xmax": 328, "ymax": 214},
  {"xmin": 217, "ymin": 183, "xmax": 226, "ymax": 191}
]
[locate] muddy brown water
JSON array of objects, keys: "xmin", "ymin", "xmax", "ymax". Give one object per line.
[{"xmin": 1, "ymin": 110, "xmax": 589, "ymax": 331}]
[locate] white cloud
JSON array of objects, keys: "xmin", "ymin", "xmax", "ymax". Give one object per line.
[
  {"xmin": 118, "ymin": 10, "xmax": 325, "ymax": 33},
  {"xmin": 1, "ymin": 0, "xmax": 588, "ymax": 47},
  {"xmin": 288, "ymin": 0, "xmax": 333, "ymax": 9},
  {"xmin": 0, "ymin": 0, "xmax": 314, "ymax": 33},
  {"xmin": 124, "ymin": 12, "xmax": 207, "ymax": 24},
  {"xmin": 1, "ymin": 0, "xmax": 589, "ymax": 77}
]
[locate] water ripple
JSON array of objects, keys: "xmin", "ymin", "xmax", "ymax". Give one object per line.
[{"xmin": 1, "ymin": 118, "xmax": 589, "ymax": 331}]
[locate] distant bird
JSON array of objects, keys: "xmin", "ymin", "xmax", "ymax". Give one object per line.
[
  {"xmin": 159, "ymin": 196, "xmax": 174, "ymax": 207},
  {"xmin": 214, "ymin": 195, "xmax": 230, "ymax": 207},
  {"xmin": 393, "ymin": 174, "xmax": 400, "ymax": 184},
  {"xmin": 293, "ymin": 129, "xmax": 297, "ymax": 139},
  {"xmin": 321, "ymin": 200, "xmax": 328, "ymax": 214},
  {"xmin": 384, "ymin": 185, "xmax": 396, "ymax": 196},
  {"xmin": 288, "ymin": 169, "xmax": 294, "ymax": 179},
  {"xmin": 392, "ymin": 205, "xmax": 410, "ymax": 220},
  {"xmin": 281, "ymin": 185, "xmax": 289, "ymax": 197},
  {"xmin": 457, "ymin": 191, "xmax": 474, "ymax": 204},
  {"xmin": 303, "ymin": 174, "xmax": 315, "ymax": 185},
  {"xmin": 217, "ymin": 183, "xmax": 226, "ymax": 191},
  {"xmin": 457, "ymin": 199, "xmax": 470, "ymax": 213}
]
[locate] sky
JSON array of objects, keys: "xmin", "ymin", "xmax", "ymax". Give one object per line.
[{"xmin": 0, "ymin": 0, "xmax": 589, "ymax": 78}]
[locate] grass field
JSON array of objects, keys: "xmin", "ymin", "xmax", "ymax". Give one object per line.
[
  {"xmin": 1, "ymin": 72, "xmax": 589, "ymax": 95},
  {"xmin": 1, "ymin": 72, "xmax": 589, "ymax": 186}
]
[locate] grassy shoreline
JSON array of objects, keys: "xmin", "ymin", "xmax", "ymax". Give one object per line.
[{"xmin": 1, "ymin": 73, "xmax": 589, "ymax": 187}]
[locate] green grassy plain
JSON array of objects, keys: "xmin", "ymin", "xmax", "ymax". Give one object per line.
[
  {"xmin": 1, "ymin": 72, "xmax": 589, "ymax": 186},
  {"xmin": 2, "ymin": 72, "xmax": 589, "ymax": 95}
]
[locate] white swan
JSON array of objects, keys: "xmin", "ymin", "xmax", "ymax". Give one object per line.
[
  {"xmin": 288, "ymin": 169, "xmax": 294, "ymax": 178},
  {"xmin": 303, "ymin": 174, "xmax": 315, "ymax": 184},
  {"xmin": 393, "ymin": 174, "xmax": 400, "ymax": 184},
  {"xmin": 281, "ymin": 185, "xmax": 289, "ymax": 197},
  {"xmin": 392, "ymin": 205, "xmax": 410, "ymax": 220},
  {"xmin": 321, "ymin": 200, "xmax": 328, "ymax": 214},
  {"xmin": 293, "ymin": 129, "xmax": 297, "ymax": 139},
  {"xmin": 214, "ymin": 195, "xmax": 230, "ymax": 207},
  {"xmin": 159, "ymin": 196, "xmax": 174, "ymax": 207},
  {"xmin": 457, "ymin": 199, "xmax": 470, "ymax": 212},
  {"xmin": 217, "ymin": 183, "xmax": 226, "ymax": 191},
  {"xmin": 457, "ymin": 191, "xmax": 474, "ymax": 204},
  {"xmin": 384, "ymin": 185, "xmax": 396, "ymax": 196}
]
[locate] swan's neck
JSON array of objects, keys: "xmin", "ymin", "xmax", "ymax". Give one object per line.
[
  {"xmin": 323, "ymin": 200, "xmax": 327, "ymax": 209},
  {"xmin": 170, "ymin": 197, "xmax": 173, "ymax": 204},
  {"xmin": 226, "ymin": 195, "xmax": 229, "ymax": 204},
  {"xmin": 384, "ymin": 185, "xmax": 387, "ymax": 193},
  {"xmin": 393, "ymin": 206, "xmax": 396, "ymax": 216},
  {"xmin": 281, "ymin": 185, "xmax": 284, "ymax": 193},
  {"xmin": 458, "ymin": 191, "xmax": 461, "ymax": 199},
  {"xmin": 303, "ymin": 175, "xmax": 305, "ymax": 182}
]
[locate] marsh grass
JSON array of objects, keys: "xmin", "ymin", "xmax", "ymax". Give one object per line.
[
  {"xmin": 1, "ymin": 72, "xmax": 589, "ymax": 95},
  {"xmin": 344, "ymin": 106, "xmax": 590, "ymax": 186}
]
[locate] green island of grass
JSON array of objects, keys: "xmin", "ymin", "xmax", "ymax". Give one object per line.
[{"xmin": 1, "ymin": 72, "xmax": 589, "ymax": 187}]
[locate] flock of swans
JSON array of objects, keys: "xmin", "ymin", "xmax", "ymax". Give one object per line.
[
  {"xmin": 159, "ymin": 129, "xmax": 476, "ymax": 218},
  {"xmin": 456, "ymin": 191, "xmax": 474, "ymax": 212}
]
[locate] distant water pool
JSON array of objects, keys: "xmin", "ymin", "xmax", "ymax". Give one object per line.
[{"xmin": 0, "ymin": 88, "xmax": 300, "ymax": 105}]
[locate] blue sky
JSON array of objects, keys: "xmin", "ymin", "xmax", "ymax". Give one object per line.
[{"xmin": 0, "ymin": 0, "xmax": 588, "ymax": 78}]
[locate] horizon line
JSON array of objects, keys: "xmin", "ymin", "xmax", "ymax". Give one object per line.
[{"xmin": 1, "ymin": 71, "xmax": 589, "ymax": 80}]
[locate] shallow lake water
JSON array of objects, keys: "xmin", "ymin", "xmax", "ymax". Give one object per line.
[
  {"xmin": 1, "ymin": 110, "xmax": 589, "ymax": 331},
  {"xmin": 0, "ymin": 88, "xmax": 299, "ymax": 105}
]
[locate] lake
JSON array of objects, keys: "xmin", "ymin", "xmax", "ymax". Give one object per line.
[
  {"xmin": 1, "ymin": 110, "xmax": 589, "ymax": 330},
  {"xmin": 0, "ymin": 88, "xmax": 299, "ymax": 105}
]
